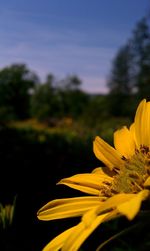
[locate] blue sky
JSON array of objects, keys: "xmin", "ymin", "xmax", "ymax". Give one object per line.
[{"xmin": 0, "ymin": 0, "xmax": 149, "ymax": 93}]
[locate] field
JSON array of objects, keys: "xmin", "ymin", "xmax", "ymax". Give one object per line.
[{"xmin": 2, "ymin": 116, "xmax": 150, "ymax": 251}]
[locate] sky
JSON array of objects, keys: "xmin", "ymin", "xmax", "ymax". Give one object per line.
[{"xmin": 0, "ymin": 0, "xmax": 149, "ymax": 93}]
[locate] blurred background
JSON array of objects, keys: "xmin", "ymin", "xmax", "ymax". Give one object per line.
[{"xmin": 0, "ymin": 0, "xmax": 150, "ymax": 250}]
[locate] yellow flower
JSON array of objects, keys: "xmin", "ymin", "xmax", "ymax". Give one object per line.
[{"xmin": 37, "ymin": 99, "xmax": 150, "ymax": 251}]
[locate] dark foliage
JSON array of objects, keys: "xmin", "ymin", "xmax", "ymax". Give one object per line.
[{"xmin": 0, "ymin": 126, "xmax": 98, "ymax": 251}]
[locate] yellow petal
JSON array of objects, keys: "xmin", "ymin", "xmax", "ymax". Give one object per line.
[
  {"xmin": 91, "ymin": 167, "xmax": 114, "ymax": 177},
  {"xmin": 114, "ymin": 126, "xmax": 136, "ymax": 158},
  {"xmin": 95, "ymin": 193, "xmax": 135, "ymax": 216},
  {"xmin": 42, "ymin": 209, "xmax": 119, "ymax": 251},
  {"xmin": 117, "ymin": 190, "xmax": 149, "ymax": 220},
  {"xmin": 62, "ymin": 211, "xmax": 110, "ymax": 251},
  {"xmin": 129, "ymin": 123, "xmax": 138, "ymax": 147},
  {"xmin": 134, "ymin": 99, "xmax": 150, "ymax": 148},
  {"xmin": 37, "ymin": 196, "xmax": 103, "ymax": 221},
  {"xmin": 145, "ymin": 102, "xmax": 150, "ymax": 148},
  {"xmin": 92, "ymin": 167, "xmax": 106, "ymax": 174},
  {"xmin": 134, "ymin": 99, "xmax": 146, "ymax": 147},
  {"xmin": 58, "ymin": 173, "xmax": 112, "ymax": 196},
  {"xmin": 42, "ymin": 226, "xmax": 76, "ymax": 251},
  {"xmin": 144, "ymin": 177, "xmax": 150, "ymax": 188},
  {"xmin": 93, "ymin": 136, "xmax": 123, "ymax": 170}
]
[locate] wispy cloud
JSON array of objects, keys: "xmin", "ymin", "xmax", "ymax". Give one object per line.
[{"xmin": 0, "ymin": 7, "xmax": 128, "ymax": 93}]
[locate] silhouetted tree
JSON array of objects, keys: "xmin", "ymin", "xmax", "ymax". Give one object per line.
[
  {"xmin": 31, "ymin": 73, "xmax": 89, "ymax": 121},
  {"xmin": 107, "ymin": 44, "xmax": 133, "ymax": 95},
  {"xmin": 107, "ymin": 16, "xmax": 150, "ymax": 116},
  {"xmin": 58, "ymin": 75, "xmax": 89, "ymax": 118},
  {"xmin": 30, "ymin": 74, "xmax": 63, "ymax": 121},
  {"xmin": 107, "ymin": 44, "xmax": 134, "ymax": 116},
  {"xmin": 82, "ymin": 95, "xmax": 109, "ymax": 126},
  {"xmin": 61, "ymin": 75, "xmax": 82, "ymax": 90},
  {"xmin": 0, "ymin": 64, "xmax": 39, "ymax": 120},
  {"xmin": 131, "ymin": 17, "xmax": 150, "ymax": 98}
]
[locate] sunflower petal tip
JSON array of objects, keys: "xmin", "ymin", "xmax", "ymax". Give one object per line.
[
  {"xmin": 57, "ymin": 180, "xmax": 63, "ymax": 185},
  {"xmin": 144, "ymin": 177, "xmax": 150, "ymax": 188}
]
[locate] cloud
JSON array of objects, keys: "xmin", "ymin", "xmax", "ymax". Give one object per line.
[
  {"xmin": 0, "ymin": 8, "xmax": 124, "ymax": 93},
  {"xmin": 0, "ymin": 40, "xmax": 115, "ymax": 93}
]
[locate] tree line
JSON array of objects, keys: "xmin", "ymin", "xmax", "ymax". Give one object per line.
[
  {"xmin": 0, "ymin": 15, "xmax": 150, "ymax": 124},
  {"xmin": 0, "ymin": 64, "xmax": 89, "ymax": 123},
  {"xmin": 107, "ymin": 15, "xmax": 150, "ymax": 116}
]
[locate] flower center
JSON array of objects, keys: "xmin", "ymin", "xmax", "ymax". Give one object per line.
[{"xmin": 102, "ymin": 146, "xmax": 150, "ymax": 197}]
